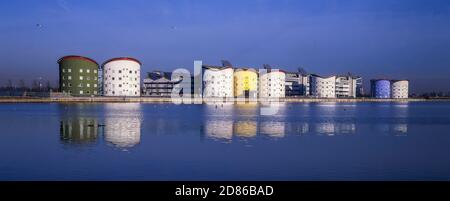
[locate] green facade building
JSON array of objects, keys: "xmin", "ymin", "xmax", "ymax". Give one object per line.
[{"xmin": 58, "ymin": 55, "xmax": 99, "ymax": 96}]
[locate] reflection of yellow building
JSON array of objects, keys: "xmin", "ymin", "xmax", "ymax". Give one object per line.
[
  {"xmin": 234, "ymin": 68, "xmax": 258, "ymax": 98},
  {"xmin": 234, "ymin": 121, "xmax": 257, "ymax": 138}
]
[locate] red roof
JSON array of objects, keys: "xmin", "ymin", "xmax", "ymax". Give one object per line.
[
  {"xmin": 57, "ymin": 55, "xmax": 99, "ymax": 66},
  {"xmin": 101, "ymin": 57, "xmax": 142, "ymax": 68}
]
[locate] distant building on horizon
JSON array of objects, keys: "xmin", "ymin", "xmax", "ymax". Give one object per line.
[
  {"xmin": 102, "ymin": 57, "xmax": 141, "ymax": 97},
  {"xmin": 58, "ymin": 55, "xmax": 99, "ymax": 96}
]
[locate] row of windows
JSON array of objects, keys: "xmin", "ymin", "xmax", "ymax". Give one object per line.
[
  {"xmin": 63, "ymin": 90, "xmax": 97, "ymax": 95},
  {"xmin": 61, "ymin": 76, "xmax": 98, "ymax": 81},
  {"xmin": 62, "ymin": 83, "xmax": 98, "ymax": 88},
  {"xmin": 106, "ymin": 91, "xmax": 139, "ymax": 95},
  {"xmin": 105, "ymin": 69, "xmax": 139, "ymax": 74},
  {"xmin": 62, "ymin": 69, "xmax": 98, "ymax": 74},
  {"xmin": 104, "ymin": 84, "xmax": 139, "ymax": 88},
  {"xmin": 104, "ymin": 77, "xmax": 138, "ymax": 81}
]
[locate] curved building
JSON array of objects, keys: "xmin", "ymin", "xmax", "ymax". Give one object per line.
[
  {"xmin": 259, "ymin": 70, "xmax": 286, "ymax": 98},
  {"xmin": 310, "ymin": 75, "xmax": 336, "ymax": 98},
  {"xmin": 391, "ymin": 80, "xmax": 409, "ymax": 99},
  {"xmin": 234, "ymin": 68, "xmax": 258, "ymax": 98},
  {"xmin": 202, "ymin": 66, "xmax": 234, "ymax": 98},
  {"xmin": 102, "ymin": 57, "xmax": 141, "ymax": 96},
  {"xmin": 371, "ymin": 79, "xmax": 391, "ymax": 98},
  {"xmin": 58, "ymin": 55, "xmax": 99, "ymax": 96}
]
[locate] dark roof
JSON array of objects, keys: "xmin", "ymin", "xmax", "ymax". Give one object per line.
[
  {"xmin": 147, "ymin": 71, "xmax": 173, "ymax": 81},
  {"xmin": 57, "ymin": 55, "xmax": 99, "ymax": 66}
]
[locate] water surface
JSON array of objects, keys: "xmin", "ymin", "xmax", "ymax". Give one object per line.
[{"xmin": 0, "ymin": 102, "xmax": 450, "ymax": 181}]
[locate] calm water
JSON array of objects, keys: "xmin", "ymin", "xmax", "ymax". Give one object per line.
[{"xmin": 0, "ymin": 102, "xmax": 450, "ymax": 181}]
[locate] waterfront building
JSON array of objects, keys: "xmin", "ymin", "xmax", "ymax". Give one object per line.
[
  {"xmin": 391, "ymin": 80, "xmax": 409, "ymax": 99},
  {"xmin": 234, "ymin": 68, "xmax": 258, "ymax": 98},
  {"xmin": 335, "ymin": 74, "xmax": 362, "ymax": 98},
  {"xmin": 58, "ymin": 55, "xmax": 99, "ymax": 96},
  {"xmin": 143, "ymin": 71, "xmax": 179, "ymax": 97},
  {"xmin": 102, "ymin": 57, "xmax": 141, "ymax": 97},
  {"xmin": 371, "ymin": 79, "xmax": 391, "ymax": 98},
  {"xmin": 285, "ymin": 72, "xmax": 310, "ymax": 97},
  {"xmin": 259, "ymin": 69, "xmax": 286, "ymax": 98},
  {"xmin": 310, "ymin": 74, "xmax": 336, "ymax": 98},
  {"xmin": 202, "ymin": 66, "xmax": 234, "ymax": 98}
]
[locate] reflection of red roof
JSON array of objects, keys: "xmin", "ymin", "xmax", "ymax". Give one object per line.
[
  {"xmin": 102, "ymin": 57, "xmax": 142, "ymax": 68},
  {"xmin": 57, "ymin": 55, "xmax": 99, "ymax": 66}
]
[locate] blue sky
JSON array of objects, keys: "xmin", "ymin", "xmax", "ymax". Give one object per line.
[{"xmin": 1, "ymin": 0, "xmax": 450, "ymax": 93}]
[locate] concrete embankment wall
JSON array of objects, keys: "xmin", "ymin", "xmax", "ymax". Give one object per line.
[{"xmin": 0, "ymin": 96, "xmax": 441, "ymax": 103}]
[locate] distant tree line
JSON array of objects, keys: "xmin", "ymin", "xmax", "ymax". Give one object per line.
[{"xmin": 0, "ymin": 79, "xmax": 58, "ymax": 96}]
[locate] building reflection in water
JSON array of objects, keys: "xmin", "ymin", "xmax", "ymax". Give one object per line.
[
  {"xmin": 234, "ymin": 121, "xmax": 258, "ymax": 138},
  {"xmin": 59, "ymin": 104, "xmax": 101, "ymax": 145},
  {"xmin": 204, "ymin": 120, "xmax": 233, "ymax": 142},
  {"xmin": 104, "ymin": 103, "xmax": 142, "ymax": 149},
  {"xmin": 259, "ymin": 121, "xmax": 285, "ymax": 138}
]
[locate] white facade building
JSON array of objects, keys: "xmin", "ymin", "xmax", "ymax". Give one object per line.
[
  {"xmin": 310, "ymin": 75, "xmax": 336, "ymax": 98},
  {"xmin": 259, "ymin": 70, "xmax": 286, "ymax": 98},
  {"xmin": 391, "ymin": 80, "xmax": 409, "ymax": 99},
  {"xmin": 102, "ymin": 57, "xmax": 141, "ymax": 96},
  {"xmin": 202, "ymin": 66, "xmax": 234, "ymax": 98},
  {"xmin": 335, "ymin": 75, "xmax": 361, "ymax": 98}
]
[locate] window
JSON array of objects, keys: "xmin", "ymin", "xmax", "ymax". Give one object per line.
[
  {"xmin": 68, "ymin": 69, "xmax": 72, "ymax": 73},
  {"xmin": 68, "ymin": 83, "xmax": 72, "ymax": 87},
  {"xmin": 78, "ymin": 83, "xmax": 83, "ymax": 87},
  {"xmin": 94, "ymin": 91, "xmax": 97, "ymax": 94},
  {"xmin": 112, "ymin": 77, "xmax": 115, "ymax": 80},
  {"xmin": 87, "ymin": 69, "xmax": 90, "ymax": 73},
  {"xmin": 68, "ymin": 76, "xmax": 72, "ymax": 80},
  {"xmin": 79, "ymin": 76, "xmax": 83, "ymax": 80},
  {"xmin": 94, "ymin": 84, "xmax": 97, "ymax": 87},
  {"xmin": 94, "ymin": 70, "xmax": 97, "ymax": 73},
  {"xmin": 62, "ymin": 76, "xmax": 65, "ymax": 80},
  {"xmin": 119, "ymin": 70, "xmax": 122, "ymax": 73},
  {"xmin": 62, "ymin": 83, "xmax": 65, "ymax": 87},
  {"xmin": 80, "ymin": 90, "xmax": 83, "ymax": 94},
  {"xmin": 129, "ymin": 70, "xmax": 132, "ymax": 74},
  {"xmin": 62, "ymin": 69, "xmax": 66, "ymax": 73},
  {"xmin": 87, "ymin": 84, "xmax": 90, "ymax": 87},
  {"xmin": 119, "ymin": 84, "xmax": 122, "ymax": 87},
  {"xmin": 80, "ymin": 69, "xmax": 83, "ymax": 73},
  {"xmin": 86, "ymin": 91, "xmax": 90, "ymax": 94},
  {"xmin": 87, "ymin": 77, "xmax": 90, "ymax": 80}
]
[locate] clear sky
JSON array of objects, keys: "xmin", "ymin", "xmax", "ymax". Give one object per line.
[{"xmin": 1, "ymin": 0, "xmax": 450, "ymax": 93}]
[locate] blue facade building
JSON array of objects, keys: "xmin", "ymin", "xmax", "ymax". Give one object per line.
[{"xmin": 371, "ymin": 79, "xmax": 391, "ymax": 98}]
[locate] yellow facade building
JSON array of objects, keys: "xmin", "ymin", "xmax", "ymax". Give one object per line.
[{"xmin": 234, "ymin": 68, "xmax": 258, "ymax": 98}]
